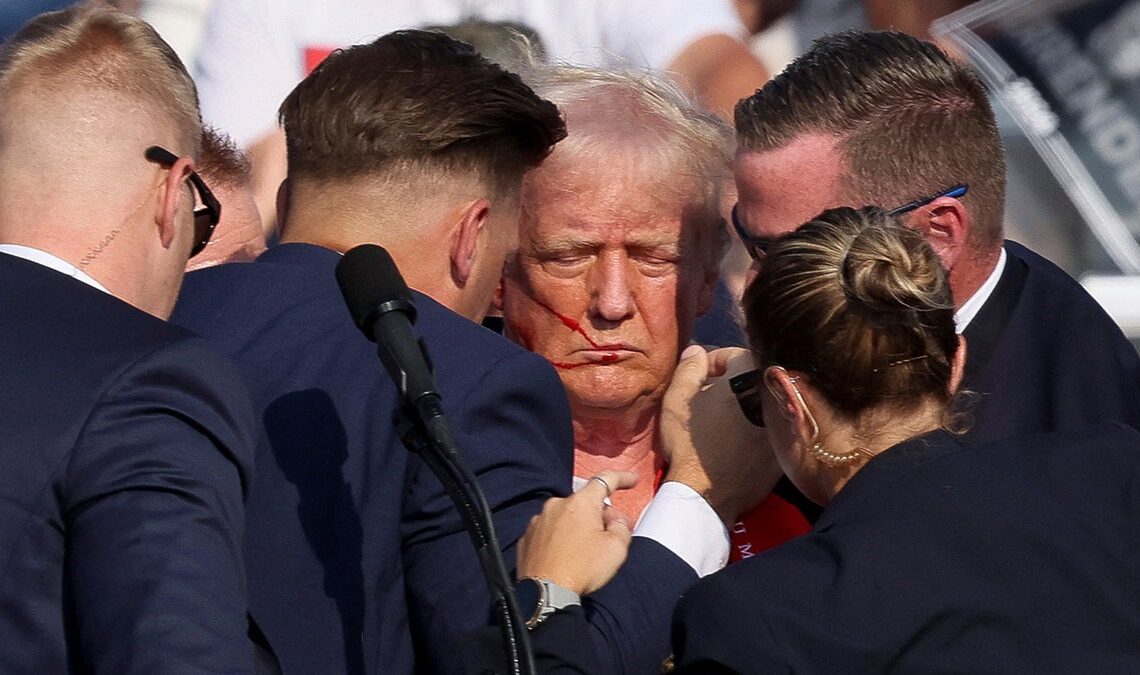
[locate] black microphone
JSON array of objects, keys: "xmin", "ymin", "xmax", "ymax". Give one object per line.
[
  {"xmin": 335, "ymin": 244, "xmax": 535, "ymax": 675},
  {"xmin": 336, "ymin": 244, "xmax": 440, "ymax": 420}
]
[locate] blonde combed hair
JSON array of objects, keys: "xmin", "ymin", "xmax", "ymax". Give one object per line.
[{"xmin": 524, "ymin": 63, "xmax": 733, "ymax": 273}]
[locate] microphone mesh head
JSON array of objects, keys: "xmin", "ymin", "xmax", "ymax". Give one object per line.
[{"xmin": 335, "ymin": 244, "xmax": 414, "ymax": 335}]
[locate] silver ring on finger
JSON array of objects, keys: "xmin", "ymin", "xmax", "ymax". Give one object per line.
[{"xmin": 590, "ymin": 475, "xmax": 614, "ymax": 498}]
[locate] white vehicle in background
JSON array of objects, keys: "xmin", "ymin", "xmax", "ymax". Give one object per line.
[{"xmin": 937, "ymin": 0, "xmax": 1140, "ymax": 350}]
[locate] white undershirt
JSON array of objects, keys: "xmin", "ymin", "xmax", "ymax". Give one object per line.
[
  {"xmin": 0, "ymin": 244, "xmax": 110, "ymax": 293},
  {"xmin": 573, "ymin": 476, "xmax": 729, "ymax": 577},
  {"xmin": 954, "ymin": 247, "xmax": 1006, "ymax": 333}
]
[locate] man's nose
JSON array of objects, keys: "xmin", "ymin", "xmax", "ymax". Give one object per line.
[{"xmin": 589, "ymin": 254, "xmax": 635, "ymax": 322}]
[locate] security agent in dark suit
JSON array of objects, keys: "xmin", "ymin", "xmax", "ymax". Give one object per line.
[
  {"xmin": 730, "ymin": 30, "xmax": 1140, "ymax": 446},
  {"xmin": 0, "ymin": 8, "xmax": 259, "ymax": 672},
  {"xmin": 517, "ymin": 207, "xmax": 1140, "ymax": 672},
  {"xmin": 173, "ymin": 30, "xmax": 750, "ymax": 674}
]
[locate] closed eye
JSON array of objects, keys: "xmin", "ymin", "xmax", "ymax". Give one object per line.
[
  {"xmin": 631, "ymin": 247, "xmax": 681, "ymax": 276},
  {"xmin": 534, "ymin": 248, "xmax": 595, "ymax": 276}
]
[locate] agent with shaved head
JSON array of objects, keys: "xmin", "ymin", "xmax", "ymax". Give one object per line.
[{"xmin": 0, "ymin": 8, "xmax": 258, "ymax": 672}]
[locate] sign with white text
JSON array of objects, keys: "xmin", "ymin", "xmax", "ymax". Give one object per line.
[{"xmin": 936, "ymin": 0, "xmax": 1140, "ymax": 274}]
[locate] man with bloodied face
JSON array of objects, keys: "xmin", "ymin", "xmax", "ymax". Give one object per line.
[{"xmin": 500, "ymin": 66, "xmax": 784, "ymax": 527}]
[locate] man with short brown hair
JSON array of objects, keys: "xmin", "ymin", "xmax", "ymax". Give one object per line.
[
  {"xmin": 174, "ymin": 29, "xmax": 573, "ymax": 673},
  {"xmin": 732, "ymin": 30, "xmax": 1140, "ymax": 445},
  {"xmin": 269, "ymin": 29, "xmax": 563, "ymax": 319}
]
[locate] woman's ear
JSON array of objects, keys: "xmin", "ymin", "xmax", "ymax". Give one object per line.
[
  {"xmin": 765, "ymin": 365, "xmax": 821, "ymax": 446},
  {"xmin": 763, "ymin": 366, "xmax": 798, "ymax": 419}
]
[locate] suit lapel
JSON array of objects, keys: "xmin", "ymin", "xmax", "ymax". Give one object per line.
[{"xmin": 961, "ymin": 244, "xmax": 1028, "ymax": 384}]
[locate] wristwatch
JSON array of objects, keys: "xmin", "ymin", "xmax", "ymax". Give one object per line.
[{"xmin": 514, "ymin": 577, "xmax": 581, "ymax": 629}]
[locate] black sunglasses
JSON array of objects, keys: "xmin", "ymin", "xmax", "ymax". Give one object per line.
[
  {"xmin": 730, "ymin": 184, "xmax": 969, "ymax": 264},
  {"xmin": 729, "ymin": 368, "xmax": 765, "ymax": 427},
  {"xmin": 731, "ymin": 205, "xmax": 775, "ymax": 264},
  {"xmin": 145, "ymin": 145, "xmax": 220, "ymax": 258}
]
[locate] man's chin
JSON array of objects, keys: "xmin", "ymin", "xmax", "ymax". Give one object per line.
[{"xmin": 564, "ymin": 382, "xmax": 665, "ymax": 415}]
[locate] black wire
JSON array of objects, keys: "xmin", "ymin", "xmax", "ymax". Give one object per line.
[{"xmin": 406, "ymin": 399, "xmax": 536, "ymax": 675}]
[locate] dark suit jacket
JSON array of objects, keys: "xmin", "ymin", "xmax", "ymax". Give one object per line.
[
  {"xmin": 0, "ymin": 253, "xmax": 256, "ymax": 673},
  {"xmin": 173, "ymin": 244, "xmax": 695, "ymax": 674},
  {"xmin": 962, "ymin": 241, "xmax": 1140, "ymax": 441},
  {"xmin": 671, "ymin": 423, "xmax": 1140, "ymax": 672},
  {"xmin": 775, "ymin": 240, "xmax": 1140, "ymax": 524}
]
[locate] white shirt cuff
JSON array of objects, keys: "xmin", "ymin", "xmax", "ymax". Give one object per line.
[{"xmin": 632, "ymin": 481, "xmax": 729, "ymax": 577}]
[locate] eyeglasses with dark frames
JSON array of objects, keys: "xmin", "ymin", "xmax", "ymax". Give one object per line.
[
  {"xmin": 730, "ymin": 184, "xmax": 968, "ymax": 264},
  {"xmin": 731, "ymin": 205, "xmax": 776, "ymax": 263},
  {"xmin": 144, "ymin": 145, "xmax": 221, "ymax": 258},
  {"xmin": 886, "ymin": 184, "xmax": 968, "ymax": 217},
  {"xmin": 729, "ymin": 368, "xmax": 765, "ymax": 427}
]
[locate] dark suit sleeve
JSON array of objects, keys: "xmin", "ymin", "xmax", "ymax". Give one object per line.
[
  {"xmin": 60, "ymin": 339, "xmax": 256, "ymax": 674},
  {"xmin": 462, "ymin": 540, "xmax": 699, "ymax": 674},
  {"xmin": 670, "ymin": 575, "xmax": 788, "ymax": 674},
  {"xmin": 402, "ymin": 348, "xmax": 704, "ymax": 673},
  {"xmin": 401, "ymin": 350, "xmax": 574, "ymax": 672},
  {"xmin": 462, "ymin": 606, "xmax": 601, "ymax": 674},
  {"xmin": 584, "ymin": 537, "xmax": 699, "ymax": 674}
]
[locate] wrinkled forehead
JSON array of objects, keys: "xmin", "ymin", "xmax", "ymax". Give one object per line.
[
  {"xmin": 523, "ymin": 146, "xmax": 707, "ymax": 232},
  {"xmin": 521, "ymin": 183, "xmax": 700, "ymax": 258}
]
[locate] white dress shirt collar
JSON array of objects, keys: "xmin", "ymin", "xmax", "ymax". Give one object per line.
[
  {"xmin": 954, "ymin": 246, "xmax": 1006, "ymax": 333},
  {"xmin": 0, "ymin": 244, "xmax": 110, "ymax": 294}
]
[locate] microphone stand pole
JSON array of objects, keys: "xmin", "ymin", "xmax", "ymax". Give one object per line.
[{"xmin": 394, "ymin": 390, "xmax": 536, "ymax": 675}]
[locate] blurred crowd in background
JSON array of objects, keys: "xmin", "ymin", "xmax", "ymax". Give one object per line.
[{"xmin": 3, "ymin": 0, "xmax": 1138, "ymax": 353}]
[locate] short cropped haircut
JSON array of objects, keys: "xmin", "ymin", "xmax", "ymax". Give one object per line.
[
  {"xmin": 198, "ymin": 126, "xmax": 252, "ymax": 189},
  {"xmin": 278, "ymin": 29, "xmax": 566, "ymax": 198},
  {"xmin": 0, "ymin": 7, "xmax": 201, "ymax": 155},
  {"xmin": 745, "ymin": 206, "xmax": 959, "ymax": 420},
  {"xmin": 736, "ymin": 31, "xmax": 1006, "ymax": 251},
  {"xmin": 525, "ymin": 64, "xmax": 733, "ymax": 272}
]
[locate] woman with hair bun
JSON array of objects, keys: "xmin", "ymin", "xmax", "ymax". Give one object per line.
[
  {"xmin": 736, "ymin": 206, "xmax": 966, "ymax": 506},
  {"xmin": 668, "ymin": 206, "xmax": 1140, "ymax": 672},
  {"xmin": 511, "ymin": 206, "xmax": 1140, "ymax": 673}
]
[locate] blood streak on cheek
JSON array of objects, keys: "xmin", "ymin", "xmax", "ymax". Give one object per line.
[
  {"xmin": 508, "ymin": 318, "xmax": 587, "ymax": 369},
  {"xmin": 536, "ymin": 299, "xmax": 600, "ymax": 348},
  {"xmin": 533, "ymin": 298, "xmax": 624, "ymax": 351},
  {"xmin": 520, "ymin": 296, "xmax": 623, "ymax": 369}
]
